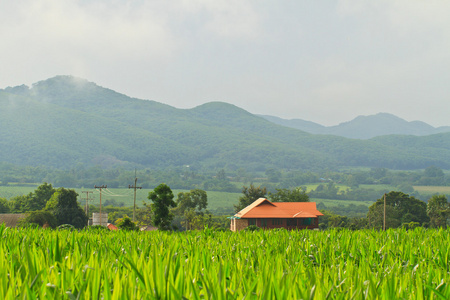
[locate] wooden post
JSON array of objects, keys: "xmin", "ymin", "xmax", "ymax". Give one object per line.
[
  {"xmin": 82, "ymin": 191, "xmax": 93, "ymax": 225},
  {"xmin": 383, "ymin": 193, "xmax": 386, "ymax": 231},
  {"xmin": 94, "ymin": 185, "xmax": 107, "ymax": 226},
  {"xmin": 128, "ymin": 170, "xmax": 142, "ymax": 222}
]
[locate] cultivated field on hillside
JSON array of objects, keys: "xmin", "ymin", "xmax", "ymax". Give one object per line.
[
  {"xmin": 413, "ymin": 186, "xmax": 450, "ymax": 195},
  {"xmin": 1, "ymin": 226, "xmax": 449, "ymax": 299}
]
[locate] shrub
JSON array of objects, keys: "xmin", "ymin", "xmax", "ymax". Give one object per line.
[
  {"xmin": 116, "ymin": 216, "xmax": 139, "ymax": 231},
  {"xmin": 20, "ymin": 210, "xmax": 57, "ymax": 228},
  {"xmin": 57, "ymin": 224, "xmax": 76, "ymax": 230}
]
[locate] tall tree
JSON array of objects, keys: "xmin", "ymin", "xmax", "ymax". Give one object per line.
[
  {"xmin": 234, "ymin": 184, "xmax": 267, "ymax": 212},
  {"xmin": 7, "ymin": 183, "xmax": 56, "ymax": 213},
  {"xmin": 427, "ymin": 195, "xmax": 449, "ymax": 228},
  {"xmin": 175, "ymin": 189, "xmax": 208, "ymax": 230},
  {"xmin": 367, "ymin": 191, "xmax": 429, "ymax": 229},
  {"xmin": 176, "ymin": 189, "xmax": 208, "ymax": 213},
  {"xmin": 25, "ymin": 182, "xmax": 56, "ymax": 211},
  {"xmin": 148, "ymin": 183, "xmax": 176, "ymax": 230},
  {"xmin": 45, "ymin": 188, "xmax": 88, "ymax": 229},
  {"xmin": 269, "ymin": 187, "xmax": 309, "ymax": 202}
]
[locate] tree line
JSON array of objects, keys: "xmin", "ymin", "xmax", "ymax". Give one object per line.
[
  {"xmin": 2, "ymin": 182, "xmax": 450, "ymax": 231},
  {"xmin": 233, "ymin": 184, "xmax": 450, "ymax": 230},
  {"xmin": 0, "ymin": 182, "xmax": 228, "ymax": 231}
]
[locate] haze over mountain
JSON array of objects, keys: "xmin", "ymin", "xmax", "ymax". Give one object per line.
[
  {"xmin": 260, "ymin": 114, "xmax": 450, "ymax": 139},
  {"xmin": 1, "ymin": 76, "xmax": 449, "ymax": 171}
]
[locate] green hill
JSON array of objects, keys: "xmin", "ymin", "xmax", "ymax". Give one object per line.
[
  {"xmin": 1, "ymin": 76, "xmax": 449, "ymax": 171},
  {"xmin": 261, "ymin": 113, "xmax": 450, "ymax": 139}
]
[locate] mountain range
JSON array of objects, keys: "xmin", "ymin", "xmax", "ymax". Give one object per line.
[
  {"xmin": 260, "ymin": 114, "xmax": 450, "ymax": 139},
  {"xmin": 1, "ymin": 76, "xmax": 449, "ymax": 171}
]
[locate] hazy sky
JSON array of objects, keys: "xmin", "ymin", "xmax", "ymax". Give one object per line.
[{"xmin": 1, "ymin": 1, "xmax": 449, "ymax": 127}]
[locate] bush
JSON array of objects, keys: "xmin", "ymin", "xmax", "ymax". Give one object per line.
[
  {"xmin": 116, "ymin": 216, "xmax": 139, "ymax": 231},
  {"xmin": 402, "ymin": 222, "xmax": 420, "ymax": 230},
  {"xmin": 57, "ymin": 224, "xmax": 76, "ymax": 230},
  {"xmin": 20, "ymin": 210, "xmax": 57, "ymax": 228},
  {"xmin": 83, "ymin": 225, "xmax": 109, "ymax": 231}
]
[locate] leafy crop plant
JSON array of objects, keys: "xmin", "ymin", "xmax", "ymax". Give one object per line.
[{"xmin": 0, "ymin": 224, "xmax": 449, "ymax": 299}]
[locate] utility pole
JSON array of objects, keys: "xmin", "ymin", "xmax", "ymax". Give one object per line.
[
  {"xmin": 82, "ymin": 191, "xmax": 93, "ymax": 225},
  {"xmin": 383, "ymin": 193, "xmax": 386, "ymax": 231},
  {"xmin": 128, "ymin": 170, "xmax": 142, "ymax": 222},
  {"xmin": 94, "ymin": 185, "xmax": 107, "ymax": 226}
]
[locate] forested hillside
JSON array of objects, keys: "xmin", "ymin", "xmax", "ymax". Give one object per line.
[
  {"xmin": 1, "ymin": 76, "xmax": 449, "ymax": 171},
  {"xmin": 261, "ymin": 113, "xmax": 450, "ymax": 139}
]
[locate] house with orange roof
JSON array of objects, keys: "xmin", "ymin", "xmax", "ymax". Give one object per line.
[
  {"xmin": 230, "ymin": 198, "xmax": 323, "ymax": 231},
  {"xmin": 107, "ymin": 223, "xmax": 119, "ymax": 231}
]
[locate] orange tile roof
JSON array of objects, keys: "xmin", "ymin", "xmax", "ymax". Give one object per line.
[
  {"xmin": 235, "ymin": 198, "xmax": 323, "ymax": 219},
  {"xmin": 107, "ymin": 223, "xmax": 119, "ymax": 231}
]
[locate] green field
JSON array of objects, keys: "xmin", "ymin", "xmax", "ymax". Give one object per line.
[
  {"xmin": 358, "ymin": 184, "xmax": 396, "ymax": 191},
  {"xmin": 1, "ymin": 226, "xmax": 450, "ymax": 299},
  {"xmin": 311, "ymin": 198, "xmax": 374, "ymax": 208},
  {"xmin": 413, "ymin": 186, "xmax": 450, "ymax": 194},
  {"xmin": 0, "ymin": 185, "xmax": 37, "ymax": 200}
]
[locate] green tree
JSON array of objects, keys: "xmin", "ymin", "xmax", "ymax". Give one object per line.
[
  {"xmin": 216, "ymin": 169, "xmax": 226, "ymax": 181},
  {"xmin": 265, "ymin": 168, "xmax": 281, "ymax": 182},
  {"xmin": 0, "ymin": 197, "xmax": 10, "ymax": 213},
  {"xmin": 8, "ymin": 195, "xmax": 32, "ymax": 213},
  {"xmin": 25, "ymin": 182, "xmax": 56, "ymax": 211},
  {"xmin": 175, "ymin": 189, "xmax": 208, "ymax": 230},
  {"xmin": 234, "ymin": 184, "xmax": 267, "ymax": 212},
  {"xmin": 45, "ymin": 188, "xmax": 88, "ymax": 229},
  {"xmin": 148, "ymin": 183, "xmax": 176, "ymax": 230},
  {"xmin": 269, "ymin": 187, "xmax": 309, "ymax": 202},
  {"xmin": 319, "ymin": 210, "xmax": 348, "ymax": 229},
  {"xmin": 309, "ymin": 182, "xmax": 339, "ymax": 199},
  {"xmin": 419, "ymin": 166, "xmax": 445, "ymax": 185},
  {"xmin": 135, "ymin": 204, "xmax": 153, "ymax": 226},
  {"xmin": 367, "ymin": 191, "xmax": 429, "ymax": 229},
  {"xmin": 427, "ymin": 195, "xmax": 449, "ymax": 228},
  {"xmin": 176, "ymin": 189, "xmax": 208, "ymax": 213},
  {"xmin": 116, "ymin": 215, "xmax": 139, "ymax": 231},
  {"xmin": 7, "ymin": 183, "xmax": 56, "ymax": 213},
  {"xmin": 424, "ymin": 166, "xmax": 444, "ymax": 178},
  {"xmin": 20, "ymin": 210, "xmax": 57, "ymax": 228}
]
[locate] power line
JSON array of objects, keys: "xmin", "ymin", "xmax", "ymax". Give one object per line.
[
  {"xmin": 129, "ymin": 170, "xmax": 142, "ymax": 222},
  {"xmin": 94, "ymin": 185, "xmax": 107, "ymax": 226},
  {"xmin": 81, "ymin": 191, "xmax": 94, "ymax": 226}
]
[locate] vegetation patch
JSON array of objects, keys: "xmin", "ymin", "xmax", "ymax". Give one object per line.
[{"xmin": 1, "ymin": 227, "xmax": 450, "ymax": 298}]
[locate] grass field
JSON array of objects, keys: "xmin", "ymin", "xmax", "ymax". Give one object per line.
[
  {"xmin": 2, "ymin": 226, "xmax": 450, "ymax": 299},
  {"xmin": 311, "ymin": 198, "xmax": 374, "ymax": 208},
  {"xmin": 413, "ymin": 186, "xmax": 450, "ymax": 194},
  {"xmin": 0, "ymin": 185, "xmax": 38, "ymax": 199},
  {"xmin": 358, "ymin": 184, "xmax": 400, "ymax": 192}
]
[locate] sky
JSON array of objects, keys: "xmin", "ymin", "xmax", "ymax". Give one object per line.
[{"xmin": 1, "ymin": 0, "xmax": 450, "ymax": 127}]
